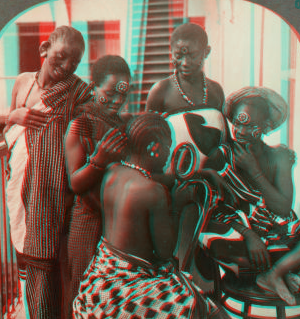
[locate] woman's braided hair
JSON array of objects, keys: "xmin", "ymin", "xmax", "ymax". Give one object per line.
[
  {"xmin": 126, "ymin": 113, "xmax": 171, "ymax": 156},
  {"xmin": 48, "ymin": 25, "xmax": 85, "ymax": 53}
]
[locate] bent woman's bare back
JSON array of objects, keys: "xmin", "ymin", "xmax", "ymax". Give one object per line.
[{"xmin": 101, "ymin": 164, "xmax": 176, "ymax": 263}]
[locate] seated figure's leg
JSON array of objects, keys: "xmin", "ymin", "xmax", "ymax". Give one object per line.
[
  {"xmin": 256, "ymin": 271, "xmax": 296, "ymax": 305},
  {"xmin": 286, "ymin": 273, "xmax": 300, "ymax": 293},
  {"xmin": 257, "ymin": 241, "xmax": 300, "ymax": 305},
  {"xmin": 200, "ymin": 220, "xmax": 252, "ymax": 273}
]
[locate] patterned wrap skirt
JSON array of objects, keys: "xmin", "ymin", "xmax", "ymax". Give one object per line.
[{"xmin": 73, "ymin": 238, "xmax": 224, "ymax": 319}]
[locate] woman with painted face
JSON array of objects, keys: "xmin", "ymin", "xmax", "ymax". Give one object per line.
[
  {"xmin": 146, "ymin": 23, "xmax": 224, "ymax": 114},
  {"xmin": 199, "ymin": 87, "xmax": 300, "ymax": 304},
  {"xmin": 63, "ymin": 55, "xmax": 131, "ymax": 319}
]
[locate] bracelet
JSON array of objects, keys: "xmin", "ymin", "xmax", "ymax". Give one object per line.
[
  {"xmin": 253, "ymin": 170, "xmax": 264, "ymax": 180},
  {"xmin": 240, "ymin": 227, "xmax": 251, "ymax": 237},
  {"xmin": 87, "ymin": 156, "xmax": 104, "ymax": 171}
]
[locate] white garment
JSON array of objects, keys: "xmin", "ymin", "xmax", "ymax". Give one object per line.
[
  {"xmin": 5, "ymin": 101, "xmax": 48, "ymax": 253},
  {"xmin": 164, "ymin": 108, "xmax": 227, "ymax": 176}
]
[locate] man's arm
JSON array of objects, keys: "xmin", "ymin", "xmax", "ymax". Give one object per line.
[
  {"xmin": 64, "ymin": 123, "xmax": 105, "ymax": 194},
  {"xmin": 65, "ymin": 123, "xmax": 127, "ymax": 194},
  {"xmin": 207, "ymin": 79, "xmax": 225, "ymax": 112},
  {"xmin": 253, "ymin": 147, "xmax": 293, "ymax": 217},
  {"xmin": 233, "ymin": 143, "xmax": 293, "ymax": 217}
]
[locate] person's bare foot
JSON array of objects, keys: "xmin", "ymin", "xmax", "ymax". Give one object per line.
[
  {"xmin": 286, "ymin": 273, "xmax": 300, "ymax": 294},
  {"xmin": 256, "ymin": 271, "xmax": 296, "ymax": 306}
]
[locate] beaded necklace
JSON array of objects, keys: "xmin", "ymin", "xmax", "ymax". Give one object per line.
[
  {"xmin": 21, "ymin": 75, "xmax": 37, "ymax": 111},
  {"xmin": 35, "ymin": 71, "xmax": 46, "ymax": 90},
  {"xmin": 172, "ymin": 69, "xmax": 208, "ymax": 106},
  {"xmin": 121, "ymin": 160, "xmax": 152, "ymax": 179},
  {"xmin": 35, "ymin": 71, "xmax": 54, "ymax": 91}
]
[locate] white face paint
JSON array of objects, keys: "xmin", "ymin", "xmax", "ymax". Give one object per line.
[{"xmin": 94, "ymin": 74, "xmax": 130, "ymax": 116}]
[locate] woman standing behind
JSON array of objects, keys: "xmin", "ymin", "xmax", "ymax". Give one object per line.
[{"xmin": 64, "ymin": 55, "xmax": 131, "ymax": 318}]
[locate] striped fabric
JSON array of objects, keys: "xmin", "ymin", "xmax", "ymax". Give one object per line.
[
  {"xmin": 16, "ymin": 73, "xmax": 92, "ymax": 319},
  {"xmin": 200, "ymin": 144, "xmax": 300, "ymax": 274},
  {"xmin": 65, "ymin": 108, "xmax": 126, "ymax": 318},
  {"xmin": 65, "ymin": 197, "xmax": 102, "ymax": 319},
  {"xmin": 212, "ymin": 144, "xmax": 299, "ymax": 241},
  {"xmin": 21, "ymin": 73, "xmax": 92, "ymax": 260},
  {"xmin": 26, "ymin": 263, "xmax": 61, "ymax": 319},
  {"xmin": 73, "ymin": 238, "xmax": 224, "ymax": 319},
  {"xmin": 5, "ymin": 98, "xmax": 53, "ymax": 254},
  {"xmin": 221, "ymin": 293, "xmax": 300, "ymax": 319}
]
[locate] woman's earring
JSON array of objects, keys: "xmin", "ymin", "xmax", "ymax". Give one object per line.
[
  {"xmin": 150, "ymin": 151, "xmax": 159, "ymax": 158},
  {"xmin": 252, "ymin": 127, "xmax": 262, "ymax": 139},
  {"xmin": 99, "ymin": 96, "xmax": 108, "ymax": 104},
  {"xmin": 147, "ymin": 142, "xmax": 160, "ymax": 158},
  {"xmin": 237, "ymin": 112, "xmax": 250, "ymax": 124},
  {"xmin": 172, "ymin": 58, "xmax": 177, "ymax": 67}
]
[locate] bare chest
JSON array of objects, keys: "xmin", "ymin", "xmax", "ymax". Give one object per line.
[
  {"xmin": 164, "ymin": 80, "xmax": 206, "ymax": 113},
  {"xmin": 16, "ymin": 81, "xmax": 41, "ymax": 109}
]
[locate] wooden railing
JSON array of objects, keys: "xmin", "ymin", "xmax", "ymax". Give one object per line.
[{"xmin": 0, "ymin": 142, "xmax": 19, "ymax": 319}]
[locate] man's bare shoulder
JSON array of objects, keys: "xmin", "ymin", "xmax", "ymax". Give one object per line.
[
  {"xmin": 150, "ymin": 77, "xmax": 172, "ymax": 93},
  {"xmin": 146, "ymin": 77, "xmax": 172, "ymax": 112},
  {"xmin": 130, "ymin": 177, "xmax": 167, "ymax": 203},
  {"xmin": 269, "ymin": 144, "xmax": 295, "ymax": 168},
  {"xmin": 16, "ymin": 72, "xmax": 35, "ymax": 83},
  {"xmin": 13, "ymin": 72, "xmax": 35, "ymax": 90}
]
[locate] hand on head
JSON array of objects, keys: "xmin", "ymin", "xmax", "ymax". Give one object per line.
[
  {"xmin": 101, "ymin": 127, "xmax": 128, "ymax": 154},
  {"xmin": 90, "ymin": 127, "xmax": 128, "ymax": 168}
]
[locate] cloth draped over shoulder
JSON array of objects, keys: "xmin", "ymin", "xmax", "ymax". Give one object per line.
[
  {"xmin": 67, "ymin": 102, "xmax": 125, "ymax": 212},
  {"xmin": 73, "ymin": 238, "xmax": 226, "ymax": 319},
  {"xmin": 22, "ymin": 74, "xmax": 92, "ymax": 260},
  {"xmin": 68, "ymin": 101, "xmax": 125, "ymax": 156},
  {"xmin": 5, "ymin": 100, "xmax": 52, "ymax": 254}
]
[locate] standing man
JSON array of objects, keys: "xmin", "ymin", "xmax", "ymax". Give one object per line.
[{"xmin": 4, "ymin": 26, "xmax": 92, "ymax": 319}]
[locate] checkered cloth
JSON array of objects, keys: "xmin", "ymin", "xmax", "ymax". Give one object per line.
[{"xmin": 73, "ymin": 238, "xmax": 224, "ymax": 319}]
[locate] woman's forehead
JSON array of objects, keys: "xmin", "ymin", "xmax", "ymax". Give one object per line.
[
  {"xmin": 52, "ymin": 38, "xmax": 84, "ymax": 54},
  {"xmin": 171, "ymin": 39, "xmax": 203, "ymax": 52},
  {"xmin": 233, "ymin": 102, "xmax": 265, "ymax": 122},
  {"xmin": 101, "ymin": 74, "xmax": 130, "ymax": 87}
]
